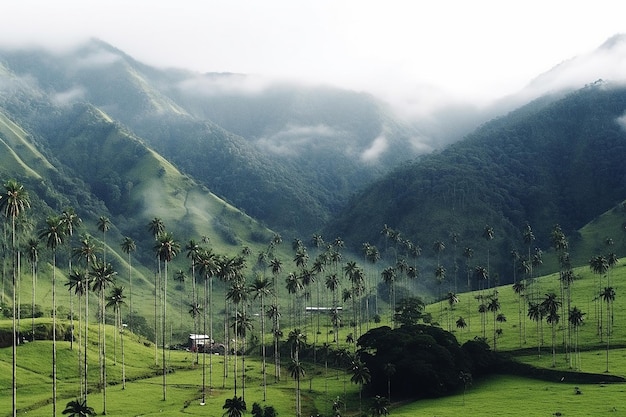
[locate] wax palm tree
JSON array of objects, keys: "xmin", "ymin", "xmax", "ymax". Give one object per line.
[
  {"xmin": 383, "ymin": 362, "xmax": 395, "ymax": 402},
  {"xmin": 285, "ymin": 272, "xmax": 303, "ymax": 327},
  {"xmin": 185, "ymin": 240, "xmax": 201, "ymax": 363},
  {"xmin": 66, "ymin": 269, "xmax": 89, "ymax": 400},
  {"xmin": 174, "ymin": 269, "xmax": 186, "ymax": 335},
  {"xmin": 250, "ymin": 276, "xmax": 272, "ymax": 400},
  {"xmin": 349, "ymin": 357, "xmax": 371, "ymax": 413},
  {"xmin": 456, "ymin": 316, "xmax": 467, "ymax": 331},
  {"xmin": 288, "ymin": 328, "xmax": 307, "ymax": 417},
  {"xmin": 589, "ymin": 255, "xmax": 609, "ymax": 340},
  {"xmin": 446, "ymin": 291, "xmax": 459, "ymax": 331},
  {"xmin": 568, "ymin": 306, "xmax": 585, "ymax": 370},
  {"xmin": 600, "ymin": 286, "xmax": 616, "ymax": 372},
  {"xmin": 72, "ymin": 235, "xmax": 96, "ymax": 406},
  {"xmin": 0, "ymin": 179, "xmax": 30, "ymax": 417},
  {"xmin": 195, "ymin": 248, "xmax": 220, "ymax": 403},
  {"xmin": 89, "ymin": 259, "xmax": 116, "ymax": 414},
  {"xmin": 512, "ymin": 281, "xmax": 526, "ymax": 347},
  {"xmin": 222, "ymin": 395, "xmax": 247, "ymax": 417},
  {"xmin": 154, "ymin": 231, "xmax": 180, "ymax": 401},
  {"xmin": 62, "ymin": 398, "xmax": 95, "ymax": 417},
  {"xmin": 60, "ymin": 208, "xmax": 81, "ymax": 351},
  {"xmin": 226, "ymin": 279, "xmax": 249, "ymax": 396},
  {"xmin": 120, "ymin": 237, "xmax": 136, "ymax": 331},
  {"xmin": 96, "ymin": 216, "xmax": 110, "ymax": 263},
  {"xmin": 266, "ymin": 304, "xmax": 282, "ymax": 382},
  {"xmin": 105, "ymin": 286, "xmax": 126, "ymax": 366},
  {"xmin": 487, "ymin": 295, "xmax": 501, "ymax": 350},
  {"xmin": 232, "ymin": 310, "xmax": 253, "ymax": 400},
  {"xmin": 27, "ymin": 238, "xmax": 39, "ymax": 341},
  {"xmin": 39, "ymin": 215, "xmax": 65, "ymax": 417},
  {"xmin": 381, "ymin": 266, "xmax": 396, "ymax": 325},
  {"xmin": 482, "ymin": 225, "xmax": 494, "ymax": 287},
  {"xmin": 527, "ymin": 301, "xmax": 544, "ymax": 356},
  {"xmin": 541, "ymin": 292, "xmax": 561, "ymax": 367},
  {"xmin": 370, "ymin": 395, "xmax": 390, "ymax": 416}
]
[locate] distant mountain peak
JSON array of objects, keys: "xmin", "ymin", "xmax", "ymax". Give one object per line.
[{"xmin": 598, "ymin": 33, "xmax": 626, "ymax": 51}]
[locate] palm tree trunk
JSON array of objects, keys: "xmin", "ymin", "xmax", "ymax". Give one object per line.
[
  {"xmin": 52, "ymin": 251, "xmax": 57, "ymax": 417},
  {"xmin": 162, "ymin": 260, "xmax": 168, "ymax": 401}
]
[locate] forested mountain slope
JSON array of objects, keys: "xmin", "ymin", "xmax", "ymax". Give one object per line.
[
  {"xmin": 0, "ymin": 39, "xmax": 424, "ymax": 236},
  {"xmin": 329, "ymin": 82, "xmax": 626, "ymax": 280}
]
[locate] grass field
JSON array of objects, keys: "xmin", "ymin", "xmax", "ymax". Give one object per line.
[{"xmin": 3, "ymin": 255, "xmax": 626, "ymax": 415}]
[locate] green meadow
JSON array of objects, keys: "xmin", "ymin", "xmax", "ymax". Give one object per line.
[{"xmin": 2, "ymin": 255, "xmax": 626, "ymax": 416}]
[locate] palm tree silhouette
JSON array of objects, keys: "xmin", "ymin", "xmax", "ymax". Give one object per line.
[
  {"xmin": 600, "ymin": 286, "xmax": 616, "ymax": 372},
  {"xmin": 541, "ymin": 292, "xmax": 561, "ymax": 367},
  {"xmin": 39, "ymin": 215, "xmax": 64, "ymax": 417},
  {"xmin": 120, "ymin": 237, "xmax": 136, "ymax": 331},
  {"xmin": 349, "ymin": 357, "xmax": 371, "ymax": 413},
  {"xmin": 568, "ymin": 306, "xmax": 585, "ymax": 370},
  {"xmin": 66, "ymin": 269, "xmax": 89, "ymax": 399},
  {"xmin": 72, "ymin": 235, "xmax": 96, "ymax": 406},
  {"xmin": 370, "ymin": 394, "xmax": 390, "ymax": 416},
  {"xmin": 89, "ymin": 259, "xmax": 116, "ymax": 414},
  {"xmin": 27, "ymin": 238, "xmax": 38, "ymax": 342},
  {"xmin": 105, "ymin": 286, "xmax": 126, "ymax": 382},
  {"xmin": 62, "ymin": 398, "xmax": 95, "ymax": 416},
  {"xmin": 250, "ymin": 276, "xmax": 272, "ymax": 400},
  {"xmin": 1, "ymin": 179, "xmax": 30, "ymax": 417},
  {"xmin": 288, "ymin": 328, "xmax": 307, "ymax": 417},
  {"xmin": 154, "ymin": 231, "xmax": 179, "ymax": 401},
  {"xmin": 222, "ymin": 395, "xmax": 247, "ymax": 417}
]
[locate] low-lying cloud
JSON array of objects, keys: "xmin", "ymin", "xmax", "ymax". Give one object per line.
[
  {"xmin": 176, "ymin": 73, "xmax": 274, "ymax": 96},
  {"xmin": 256, "ymin": 124, "xmax": 338, "ymax": 156}
]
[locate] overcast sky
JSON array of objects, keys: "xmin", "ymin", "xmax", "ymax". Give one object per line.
[{"xmin": 2, "ymin": 0, "xmax": 625, "ymax": 112}]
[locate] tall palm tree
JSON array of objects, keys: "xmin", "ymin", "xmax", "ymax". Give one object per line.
[
  {"xmin": 446, "ymin": 291, "xmax": 459, "ymax": 331},
  {"xmin": 600, "ymin": 286, "xmax": 616, "ymax": 372},
  {"xmin": 512, "ymin": 281, "xmax": 526, "ymax": 347},
  {"xmin": 568, "ymin": 306, "xmax": 585, "ymax": 370},
  {"xmin": 590, "ymin": 255, "xmax": 609, "ymax": 339},
  {"xmin": 105, "ymin": 287, "xmax": 126, "ymax": 370},
  {"xmin": 96, "ymin": 216, "xmax": 111, "ymax": 263},
  {"xmin": 349, "ymin": 357, "xmax": 371, "ymax": 413},
  {"xmin": 120, "ymin": 237, "xmax": 136, "ymax": 331},
  {"xmin": 39, "ymin": 215, "xmax": 65, "ymax": 417},
  {"xmin": 185, "ymin": 240, "xmax": 201, "ymax": 363},
  {"xmin": 541, "ymin": 292, "xmax": 561, "ymax": 367},
  {"xmin": 527, "ymin": 301, "xmax": 544, "ymax": 357},
  {"xmin": 60, "ymin": 208, "xmax": 81, "ymax": 351},
  {"xmin": 72, "ymin": 235, "xmax": 96, "ymax": 406},
  {"xmin": 381, "ymin": 266, "xmax": 396, "ymax": 325},
  {"xmin": 1, "ymin": 179, "xmax": 30, "ymax": 417},
  {"xmin": 482, "ymin": 225, "xmax": 494, "ymax": 287},
  {"xmin": 383, "ymin": 362, "xmax": 395, "ymax": 402},
  {"xmin": 250, "ymin": 277, "xmax": 272, "ymax": 400},
  {"xmin": 89, "ymin": 260, "xmax": 116, "ymax": 414},
  {"xmin": 27, "ymin": 238, "xmax": 39, "ymax": 341},
  {"xmin": 266, "ymin": 304, "xmax": 282, "ymax": 382},
  {"xmin": 148, "ymin": 218, "xmax": 165, "ymax": 364},
  {"xmin": 226, "ymin": 277, "xmax": 249, "ymax": 395},
  {"xmin": 154, "ymin": 231, "xmax": 180, "ymax": 401},
  {"xmin": 232, "ymin": 310, "xmax": 253, "ymax": 400},
  {"xmin": 195, "ymin": 248, "xmax": 220, "ymax": 403},
  {"xmin": 66, "ymin": 269, "xmax": 89, "ymax": 400},
  {"xmin": 487, "ymin": 295, "xmax": 500, "ymax": 350},
  {"xmin": 287, "ymin": 328, "xmax": 307, "ymax": 417},
  {"xmin": 288, "ymin": 359, "xmax": 306, "ymax": 417}
]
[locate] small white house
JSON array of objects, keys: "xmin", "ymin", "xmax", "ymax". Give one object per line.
[{"xmin": 188, "ymin": 334, "xmax": 212, "ymax": 351}]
